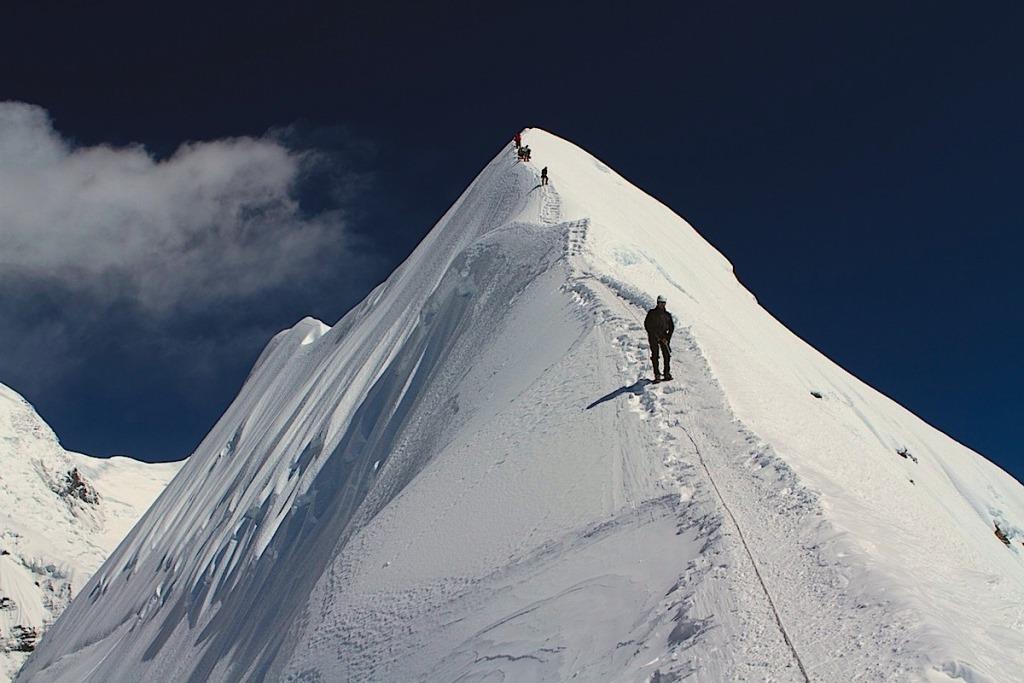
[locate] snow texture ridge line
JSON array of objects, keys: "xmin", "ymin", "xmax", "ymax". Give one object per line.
[
  {"xmin": 567, "ymin": 267, "xmax": 926, "ymax": 680},
  {"xmin": 682, "ymin": 427, "xmax": 811, "ymax": 682},
  {"xmin": 557, "ymin": 176, "xmax": 812, "ymax": 679},
  {"xmin": 564, "ymin": 261, "xmax": 811, "ymax": 677},
  {"xmin": 589, "ymin": 289, "xmax": 811, "ymax": 681}
]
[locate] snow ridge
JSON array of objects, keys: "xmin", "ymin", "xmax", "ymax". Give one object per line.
[
  {"xmin": 559, "ymin": 197, "xmax": 899, "ymax": 680},
  {"xmin": 17, "ymin": 130, "xmax": 1024, "ymax": 683}
]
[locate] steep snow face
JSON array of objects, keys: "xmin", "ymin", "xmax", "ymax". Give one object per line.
[
  {"xmin": 524, "ymin": 131, "xmax": 1024, "ymax": 681},
  {"xmin": 0, "ymin": 383, "xmax": 181, "ymax": 682},
  {"xmin": 18, "ymin": 131, "xmax": 1024, "ymax": 683}
]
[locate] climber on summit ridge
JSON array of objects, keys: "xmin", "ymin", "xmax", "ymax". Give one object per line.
[{"xmin": 645, "ymin": 295, "xmax": 674, "ymax": 382}]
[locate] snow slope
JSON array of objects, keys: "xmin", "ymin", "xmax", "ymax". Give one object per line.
[
  {"xmin": 17, "ymin": 130, "xmax": 1024, "ymax": 682},
  {"xmin": 0, "ymin": 383, "xmax": 182, "ymax": 681}
]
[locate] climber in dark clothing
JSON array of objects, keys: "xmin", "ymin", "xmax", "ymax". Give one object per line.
[
  {"xmin": 541, "ymin": 167, "xmax": 548, "ymax": 185},
  {"xmin": 644, "ymin": 295, "xmax": 674, "ymax": 381}
]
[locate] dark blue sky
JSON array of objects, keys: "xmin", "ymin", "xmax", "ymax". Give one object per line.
[{"xmin": 2, "ymin": 2, "xmax": 1021, "ymax": 482}]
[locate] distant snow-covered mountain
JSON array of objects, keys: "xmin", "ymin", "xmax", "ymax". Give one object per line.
[
  {"xmin": 17, "ymin": 130, "xmax": 1024, "ymax": 682},
  {"xmin": 0, "ymin": 383, "xmax": 182, "ymax": 681}
]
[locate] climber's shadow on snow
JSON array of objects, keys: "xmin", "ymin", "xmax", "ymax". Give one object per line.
[{"xmin": 586, "ymin": 379, "xmax": 651, "ymax": 410}]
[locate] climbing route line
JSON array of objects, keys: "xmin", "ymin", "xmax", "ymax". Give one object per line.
[
  {"xmin": 581, "ymin": 269, "xmax": 812, "ymax": 682},
  {"xmin": 535, "ymin": 162, "xmax": 809, "ymax": 678},
  {"xmin": 678, "ymin": 427, "xmax": 812, "ymax": 683}
]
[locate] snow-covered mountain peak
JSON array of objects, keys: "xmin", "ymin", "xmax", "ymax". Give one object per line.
[
  {"xmin": 0, "ymin": 384, "xmax": 91, "ymax": 514},
  {"xmin": 0, "ymin": 383, "xmax": 182, "ymax": 681},
  {"xmin": 17, "ymin": 130, "xmax": 1024, "ymax": 682},
  {"xmin": 1, "ymin": 382, "xmax": 58, "ymax": 448}
]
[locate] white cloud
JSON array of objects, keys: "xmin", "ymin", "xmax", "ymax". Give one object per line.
[{"xmin": 0, "ymin": 101, "xmax": 356, "ymax": 313}]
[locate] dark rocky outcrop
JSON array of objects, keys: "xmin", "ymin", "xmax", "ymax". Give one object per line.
[
  {"xmin": 10, "ymin": 625, "xmax": 39, "ymax": 652},
  {"xmin": 57, "ymin": 468, "xmax": 100, "ymax": 504}
]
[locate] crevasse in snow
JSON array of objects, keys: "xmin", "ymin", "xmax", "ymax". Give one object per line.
[{"xmin": 16, "ymin": 130, "xmax": 1024, "ymax": 683}]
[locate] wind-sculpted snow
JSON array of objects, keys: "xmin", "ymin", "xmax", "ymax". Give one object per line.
[{"xmin": 18, "ymin": 130, "xmax": 1024, "ymax": 682}]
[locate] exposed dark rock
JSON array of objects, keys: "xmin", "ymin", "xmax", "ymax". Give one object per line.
[
  {"xmin": 11, "ymin": 625, "xmax": 39, "ymax": 651},
  {"xmin": 58, "ymin": 468, "xmax": 100, "ymax": 504},
  {"xmin": 896, "ymin": 447, "xmax": 918, "ymax": 464},
  {"xmin": 651, "ymin": 669, "xmax": 680, "ymax": 683},
  {"xmin": 810, "ymin": 391, "xmax": 823, "ymax": 399}
]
